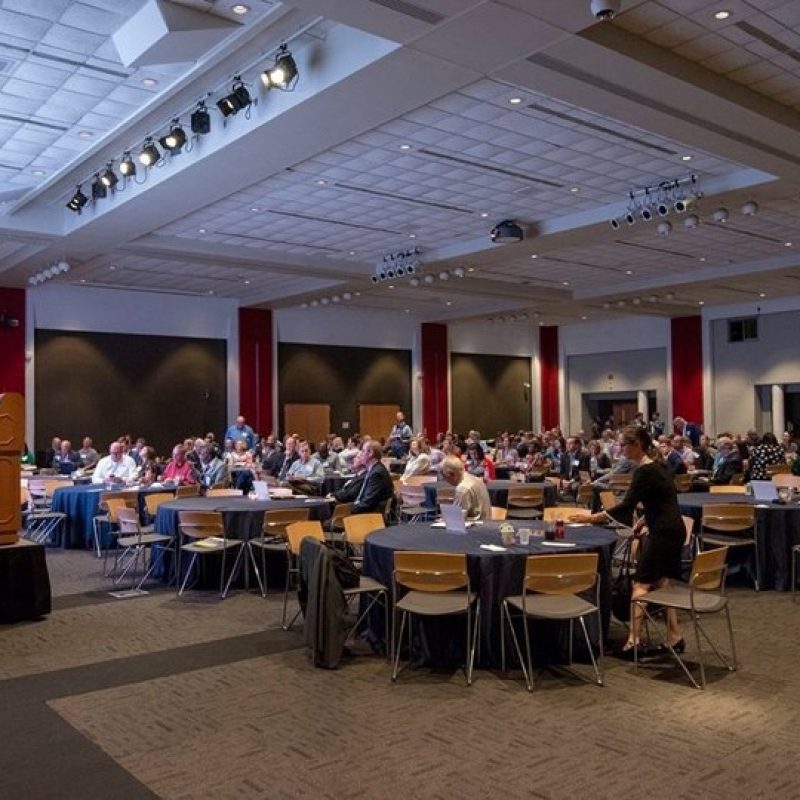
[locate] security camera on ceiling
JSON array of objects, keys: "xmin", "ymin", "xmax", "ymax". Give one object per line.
[
  {"xmin": 590, "ymin": 0, "xmax": 621, "ymax": 20},
  {"xmin": 490, "ymin": 220, "xmax": 525, "ymax": 244}
]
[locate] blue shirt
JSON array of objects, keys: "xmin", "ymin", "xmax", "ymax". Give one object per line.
[{"xmin": 224, "ymin": 423, "xmax": 255, "ymax": 450}]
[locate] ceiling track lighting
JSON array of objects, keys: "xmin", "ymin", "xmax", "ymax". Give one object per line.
[
  {"xmin": 610, "ymin": 175, "xmax": 701, "ymax": 230},
  {"xmin": 139, "ymin": 137, "xmax": 161, "ymax": 167},
  {"xmin": 261, "ymin": 44, "xmax": 298, "ymax": 90},
  {"xmin": 66, "ymin": 185, "xmax": 88, "ymax": 213},
  {"xmin": 191, "ymin": 101, "xmax": 211, "ymax": 135},
  {"xmin": 217, "ymin": 77, "xmax": 252, "ymax": 117},
  {"xmin": 159, "ymin": 119, "xmax": 187, "ymax": 152},
  {"xmin": 100, "ymin": 162, "xmax": 118, "ymax": 189},
  {"xmin": 29, "ymin": 260, "xmax": 70, "ymax": 286},
  {"xmin": 301, "ymin": 290, "xmax": 356, "ymax": 309},
  {"xmin": 91, "ymin": 173, "xmax": 106, "ymax": 200},
  {"xmin": 119, "ymin": 152, "xmax": 136, "ymax": 177}
]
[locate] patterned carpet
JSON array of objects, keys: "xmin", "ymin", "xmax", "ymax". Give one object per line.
[{"xmin": 2, "ymin": 549, "xmax": 800, "ymax": 799}]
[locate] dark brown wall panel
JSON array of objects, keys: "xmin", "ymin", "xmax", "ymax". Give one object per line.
[
  {"xmin": 278, "ymin": 343, "xmax": 411, "ymax": 439},
  {"xmin": 35, "ymin": 330, "xmax": 226, "ymax": 456},
  {"xmin": 451, "ymin": 352, "xmax": 531, "ymax": 436}
]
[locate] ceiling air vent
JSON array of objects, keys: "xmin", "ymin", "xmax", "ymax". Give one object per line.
[{"xmin": 365, "ymin": 0, "xmax": 445, "ymax": 25}]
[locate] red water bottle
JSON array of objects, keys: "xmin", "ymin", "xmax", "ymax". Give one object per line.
[{"xmin": 555, "ymin": 519, "xmax": 565, "ymax": 539}]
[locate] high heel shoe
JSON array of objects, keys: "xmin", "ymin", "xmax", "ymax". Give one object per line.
[
  {"xmin": 617, "ymin": 642, "xmax": 659, "ymax": 661},
  {"xmin": 658, "ymin": 638, "xmax": 686, "ymax": 654}
]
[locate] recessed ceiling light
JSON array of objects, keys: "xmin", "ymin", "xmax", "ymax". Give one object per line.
[
  {"xmin": 109, "ymin": 265, "xmax": 116, "ymax": 271},
  {"xmin": 348, "ymin": 251, "xmax": 356, "ymax": 256},
  {"xmin": 80, "ymin": 279, "xmax": 86, "ymax": 283},
  {"xmin": 467, "ymin": 267, "xmax": 475, "ymax": 272},
  {"xmin": 625, "ymin": 269, "xmax": 633, "ymax": 275},
  {"xmin": 77, "ymin": 130, "xmax": 93, "ymax": 139},
  {"xmin": 198, "ymin": 228, "xmax": 206, "ymax": 233},
  {"xmin": 699, "ymin": 257, "xmax": 706, "ymax": 262},
  {"xmin": 231, "ymin": 3, "xmax": 250, "ymax": 13},
  {"xmin": 399, "ymin": 143, "xmax": 411, "ymax": 150},
  {"xmin": 508, "ymin": 97, "xmax": 523, "ymax": 105},
  {"xmin": 681, "ymin": 155, "xmax": 693, "ymax": 161},
  {"xmin": 562, "ymin": 280, "xmax": 570, "ymax": 286},
  {"xmin": 759, "ymin": 292, "xmax": 766, "ymax": 298},
  {"xmin": 530, "ymin": 254, "xmax": 538, "ymax": 259},
  {"xmin": 581, "ymin": 315, "xmax": 588, "ymax": 320},
  {"xmin": 250, "ymin": 206, "xmax": 260, "ymax": 212},
  {"xmin": 315, "ymin": 179, "xmax": 327, "ymax": 186},
  {"xmin": 785, "ymin": 242, "xmax": 793, "ymax": 247},
  {"xmin": 446, "ymin": 301, "xmax": 452, "ymax": 306},
  {"xmin": 713, "ymin": 10, "xmax": 731, "ymax": 20},
  {"xmin": 388, "ymin": 285, "xmax": 394, "ymax": 289},
  {"xmin": 480, "ymin": 212, "xmax": 489, "ymax": 218},
  {"xmin": 569, "ymin": 186, "xmax": 580, "ymax": 193},
  {"xmin": 404, "ymin": 308, "xmax": 410, "ymax": 313},
  {"xmin": 141, "ymin": 77, "xmax": 158, "ymax": 87},
  {"xmin": 32, "ymin": 169, "xmax": 46, "ymax": 176},
  {"xmin": 208, "ymin": 290, "xmax": 215, "ymax": 295},
  {"xmin": 698, "ymin": 300, "xmax": 705, "ymax": 305},
  {"xmin": 244, "ymin": 279, "xmax": 251, "ymax": 285}
]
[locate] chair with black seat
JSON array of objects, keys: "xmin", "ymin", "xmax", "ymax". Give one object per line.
[
  {"xmin": 506, "ymin": 484, "xmax": 544, "ymax": 520},
  {"xmin": 501, "ymin": 553, "xmax": 602, "ymax": 691},
  {"xmin": 248, "ymin": 507, "xmax": 311, "ymax": 597},
  {"xmin": 111, "ymin": 507, "xmax": 175, "ymax": 591},
  {"xmin": 633, "ymin": 546, "xmax": 735, "ymax": 689},
  {"xmin": 391, "ymin": 551, "xmax": 479, "ymax": 685},
  {"xmin": 699, "ymin": 503, "xmax": 758, "ymax": 590},
  {"xmin": 177, "ymin": 510, "xmax": 244, "ymax": 598},
  {"xmin": 282, "ymin": 520, "xmax": 326, "ymax": 630}
]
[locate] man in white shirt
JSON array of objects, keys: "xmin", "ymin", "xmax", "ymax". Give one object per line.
[
  {"xmin": 91, "ymin": 441, "xmax": 138, "ymax": 485},
  {"xmin": 440, "ymin": 456, "xmax": 491, "ymax": 521}
]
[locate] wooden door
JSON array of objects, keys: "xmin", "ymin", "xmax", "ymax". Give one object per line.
[
  {"xmin": 359, "ymin": 404, "xmax": 400, "ymax": 440},
  {"xmin": 283, "ymin": 404, "xmax": 330, "ymax": 444},
  {"xmin": 611, "ymin": 401, "xmax": 638, "ymax": 427}
]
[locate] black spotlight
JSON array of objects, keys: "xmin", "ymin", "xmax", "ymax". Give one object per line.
[
  {"xmin": 490, "ymin": 219, "xmax": 525, "ymax": 243},
  {"xmin": 100, "ymin": 162, "xmax": 118, "ymax": 189},
  {"xmin": 159, "ymin": 120, "xmax": 187, "ymax": 152},
  {"xmin": 657, "ymin": 202, "xmax": 669, "ymax": 216},
  {"xmin": 261, "ymin": 44, "xmax": 298, "ymax": 90},
  {"xmin": 609, "ymin": 218, "xmax": 620, "ymax": 230},
  {"xmin": 641, "ymin": 207, "xmax": 653, "ymax": 222},
  {"xmin": 216, "ymin": 78, "xmax": 251, "ymax": 117},
  {"xmin": 139, "ymin": 137, "xmax": 160, "ymax": 167},
  {"xmin": 91, "ymin": 174, "xmax": 106, "ymax": 200},
  {"xmin": 370, "ymin": 274, "xmax": 380, "ymax": 284},
  {"xmin": 66, "ymin": 185, "xmax": 88, "ymax": 212},
  {"xmin": 191, "ymin": 102, "xmax": 211, "ymax": 134},
  {"xmin": 119, "ymin": 152, "xmax": 136, "ymax": 177},
  {"xmin": 625, "ymin": 211, "xmax": 636, "ymax": 226}
]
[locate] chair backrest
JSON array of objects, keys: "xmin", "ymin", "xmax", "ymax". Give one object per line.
[
  {"xmin": 507, "ymin": 485, "xmax": 544, "ymax": 508},
  {"xmin": 20, "ymin": 485, "xmax": 30, "ymax": 509},
  {"xmin": 116, "ymin": 506, "xmax": 141, "ymax": 535},
  {"xmin": 330, "ymin": 502, "xmax": 353, "ymax": 523},
  {"xmin": 490, "ymin": 506, "xmax": 507, "ymax": 521},
  {"xmin": 681, "ymin": 514, "xmax": 695, "ymax": 547},
  {"xmin": 393, "ymin": 551, "xmax": 468, "ymax": 593},
  {"xmin": 285, "ymin": 520, "xmax": 325, "ymax": 555},
  {"xmin": 179, "ymin": 510, "xmax": 224, "ymax": 538},
  {"xmin": 576, "ymin": 483, "xmax": 594, "ymax": 507},
  {"xmin": 175, "ymin": 484, "xmax": 201, "ymax": 498},
  {"xmin": 772, "ymin": 474, "xmax": 800, "ymax": 490},
  {"xmin": 599, "ymin": 491, "xmax": 617, "ymax": 513},
  {"xmin": 541, "ymin": 507, "xmax": 566, "ymax": 523},
  {"xmin": 263, "ymin": 507, "xmax": 310, "ymax": 536},
  {"xmin": 106, "ymin": 495, "xmax": 136, "ymax": 523},
  {"xmin": 206, "ymin": 488, "xmax": 242, "ymax": 497},
  {"xmin": 342, "ymin": 513, "xmax": 385, "ymax": 545},
  {"xmin": 690, "ymin": 546, "xmax": 729, "ymax": 591},
  {"xmin": 399, "ymin": 485, "xmax": 426, "ymax": 504},
  {"xmin": 144, "ymin": 491, "xmax": 173, "ymax": 518},
  {"xmin": 436, "ymin": 485, "xmax": 456, "ymax": 504},
  {"xmin": 730, "ymin": 473, "xmax": 745, "ymax": 485},
  {"xmin": 405, "ymin": 475, "xmax": 437, "ymax": 486},
  {"xmin": 766, "ymin": 462, "xmax": 790, "ymax": 476},
  {"xmin": 701, "ymin": 503, "xmax": 755, "ymax": 532},
  {"xmin": 524, "ymin": 553, "xmax": 598, "ymax": 595},
  {"xmin": 709, "ymin": 485, "xmax": 746, "ymax": 494},
  {"xmin": 674, "ymin": 474, "xmax": 693, "ymax": 492},
  {"xmin": 609, "ymin": 473, "xmax": 632, "ymax": 489}
]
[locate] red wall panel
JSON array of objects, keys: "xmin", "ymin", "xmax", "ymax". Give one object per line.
[
  {"xmin": 0, "ymin": 288, "xmax": 25, "ymax": 395},
  {"xmin": 421, "ymin": 322, "xmax": 448, "ymax": 437},
  {"xmin": 539, "ymin": 325, "xmax": 559, "ymax": 430},
  {"xmin": 238, "ymin": 308, "xmax": 272, "ymax": 435},
  {"xmin": 671, "ymin": 315, "xmax": 703, "ymax": 426}
]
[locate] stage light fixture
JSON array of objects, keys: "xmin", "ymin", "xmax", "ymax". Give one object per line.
[
  {"xmin": 217, "ymin": 78, "xmax": 251, "ymax": 117},
  {"xmin": 657, "ymin": 201, "xmax": 669, "ymax": 216},
  {"xmin": 66, "ymin": 185, "xmax": 88, "ymax": 212},
  {"xmin": 656, "ymin": 221, "xmax": 672, "ymax": 236},
  {"xmin": 100, "ymin": 162, "xmax": 118, "ymax": 189},
  {"xmin": 409, "ymin": 277, "xmax": 420, "ymax": 287},
  {"xmin": 423, "ymin": 274, "xmax": 435, "ymax": 285},
  {"xmin": 609, "ymin": 217, "xmax": 621, "ymax": 230},
  {"xmin": 453, "ymin": 267, "xmax": 466, "ymax": 278},
  {"xmin": 741, "ymin": 200, "xmax": 759, "ymax": 216},
  {"xmin": 684, "ymin": 214, "xmax": 700, "ymax": 230},
  {"xmin": 191, "ymin": 102, "xmax": 211, "ymax": 134},
  {"xmin": 159, "ymin": 120, "xmax": 187, "ymax": 152},
  {"xmin": 119, "ymin": 152, "xmax": 136, "ymax": 177},
  {"xmin": 261, "ymin": 44, "xmax": 298, "ymax": 90},
  {"xmin": 91, "ymin": 174, "xmax": 106, "ymax": 200},
  {"xmin": 625, "ymin": 211, "xmax": 635, "ymax": 226},
  {"xmin": 712, "ymin": 207, "xmax": 729, "ymax": 223},
  {"xmin": 641, "ymin": 206, "xmax": 653, "ymax": 222},
  {"xmin": 139, "ymin": 138, "xmax": 160, "ymax": 167}
]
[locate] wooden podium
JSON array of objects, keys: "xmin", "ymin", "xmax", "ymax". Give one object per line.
[{"xmin": 0, "ymin": 392, "xmax": 24, "ymax": 546}]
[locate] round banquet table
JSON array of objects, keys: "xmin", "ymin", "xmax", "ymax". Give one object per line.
[
  {"xmin": 362, "ymin": 521, "xmax": 616, "ymax": 669},
  {"xmin": 423, "ymin": 479, "xmax": 557, "ymax": 511},
  {"xmin": 678, "ymin": 493, "xmax": 800, "ymax": 591},
  {"xmin": 50, "ymin": 484, "xmax": 172, "ymax": 550}
]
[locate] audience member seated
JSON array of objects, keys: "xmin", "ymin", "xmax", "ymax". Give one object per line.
[
  {"xmin": 46, "ymin": 436, "xmax": 62, "ymax": 469},
  {"xmin": 440, "ymin": 455, "xmax": 491, "ymax": 521},
  {"xmin": 204, "ymin": 432, "xmax": 222, "ymax": 459},
  {"xmin": 400, "ymin": 437, "xmax": 431, "ymax": 483},
  {"xmin": 78, "ymin": 436, "xmax": 99, "ymax": 470},
  {"xmin": 224, "ymin": 415, "xmax": 256, "ymax": 451},
  {"xmin": 277, "ymin": 435, "xmax": 300, "ymax": 481},
  {"xmin": 387, "ymin": 411, "xmax": 412, "ymax": 458},
  {"xmin": 707, "ymin": 437, "xmax": 743, "ymax": 485},
  {"xmin": 316, "ymin": 441, "xmax": 342, "ymax": 472},
  {"xmin": 259, "ymin": 436, "xmax": 284, "ymax": 478},
  {"xmin": 136, "ymin": 446, "xmax": 159, "ymax": 480},
  {"xmin": 139, "ymin": 463, "xmax": 161, "ymax": 486},
  {"xmin": 587, "ymin": 439, "xmax": 611, "ymax": 477},
  {"xmin": 161, "ymin": 445, "xmax": 198, "ymax": 485},
  {"xmin": 464, "ymin": 442, "xmax": 495, "ymax": 480},
  {"xmin": 21, "ymin": 442, "xmax": 35, "ymax": 466},
  {"xmin": 92, "ymin": 442, "xmax": 138, "ymax": 485},
  {"xmin": 493, "ymin": 434, "xmax": 518, "ymax": 467},
  {"xmin": 748, "ymin": 432, "xmax": 785, "ymax": 480},
  {"xmin": 658, "ymin": 437, "xmax": 687, "ymax": 477},
  {"xmin": 285, "ymin": 441, "xmax": 324, "ymax": 494},
  {"xmin": 198, "ymin": 443, "xmax": 228, "ymax": 488},
  {"xmin": 226, "ymin": 439, "xmax": 254, "ymax": 471},
  {"xmin": 333, "ymin": 441, "xmax": 393, "ymax": 514},
  {"xmin": 186, "ymin": 438, "xmax": 205, "ymax": 469},
  {"xmin": 52, "ymin": 439, "xmax": 81, "ymax": 475}
]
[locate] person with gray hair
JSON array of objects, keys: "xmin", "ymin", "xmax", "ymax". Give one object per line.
[{"xmin": 440, "ymin": 455, "xmax": 491, "ymax": 521}]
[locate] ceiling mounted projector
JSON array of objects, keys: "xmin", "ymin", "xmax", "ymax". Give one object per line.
[{"xmin": 490, "ymin": 220, "xmax": 525, "ymax": 244}]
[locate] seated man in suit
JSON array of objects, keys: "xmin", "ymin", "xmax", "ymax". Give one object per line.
[
  {"xmin": 333, "ymin": 440, "xmax": 393, "ymax": 514},
  {"xmin": 52, "ymin": 439, "xmax": 81, "ymax": 475},
  {"xmin": 658, "ymin": 437, "xmax": 688, "ymax": 477},
  {"xmin": 198, "ymin": 443, "xmax": 228, "ymax": 489},
  {"xmin": 440, "ymin": 456, "xmax": 491, "ymax": 521},
  {"xmin": 708, "ymin": 437, "xmax": 743, "ymax": 485}
]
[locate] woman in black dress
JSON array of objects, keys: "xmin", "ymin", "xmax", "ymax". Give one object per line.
[{"xmin": 571, "ymin": 426, "xmax": 685, "ymax": 656}]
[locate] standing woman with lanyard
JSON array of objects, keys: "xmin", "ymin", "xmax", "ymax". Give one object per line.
[{"xmin": 570, "ymin": 426, "xmax": 686, "ymax": 657}]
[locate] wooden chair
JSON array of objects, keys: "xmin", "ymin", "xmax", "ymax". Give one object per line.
[
  {"xmin": 111, "ymin": 507, "xmax": 174, "ymax": 592},
  {"xmin": 177, "ymin": 510, "xmax": 244, "ymax": 598},
  {"xmin": 709, "ymin": 485, "xmax": 746, "ymax": 494},
  {"xmin": 674, "ymin": 474, "xmax": 693, "ymax": 493},
  {"xmin": 490, "ymin": 506, "xmax": 507, "ymax": 521},
  {"xmin": 328, "ymin": 502, "xmax": 353, "ymax": 536},
  {"xmin": 143, "ymin": 491, "xmax": 174, "ymax": 524},
  {"xmin": 248, "ymin": 507, "xmax": 311, "ymax": 597},
  {"xmin": 766, "ymin": 462, "xmax": 790, "ymax": 476},
  {"xmin": 501, "ymin": 553, "xmax": 602, "ymax": 691},
  {"xmin": 175, "ymin": 484, "xmax": 201, "ymax": 498},
  {"xmin": 397, "ymin": 485, "xmax": 430, "ymax": 523},
  {"xmin": 391, "ymin": 551, "xmax": 479, "ymax": 685},
  {"xmin": 404, "ymin": 475, "xmax": 437, "ymax": 486},
  {"xmin": 206, "ymin": 488, "xmax": 242, "ymax": 497},
  {"xmin": 634, "ymin": 547, "xmax": 736, "ymax": 689},
  {"xmin": 773, "ymin": 474, "xmax": 800, "ymax": 491},
  {"xmin": 506, "ymin": 485, "xmax": 544, "ymax": 520},
  {"xmin": 282, "ymin": 520, "xmax": 326, "ymax": 629},
  {"xmin": 699, "ymin": 503, "xmax": 759, "ymax": 590}
]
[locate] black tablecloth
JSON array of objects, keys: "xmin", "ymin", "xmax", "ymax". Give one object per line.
[
  {"xmin": 423, "ymin": 480, "xmax": 557, "ymax": 510},
  {"xmin": 678, "ymin": 493, "xmax": 800, "ymax": 591},
  {"xmin": 362, "ymin": 522, "xmax": 616, "ymax": 668},
  {"xmin": 0, "ymin": 539, "xmax": 51, "ymax": 623}
]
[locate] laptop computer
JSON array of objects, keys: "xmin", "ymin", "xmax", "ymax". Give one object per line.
[
  {"xmin": 750, "ymin": 480, "xmax": 777, "ymax": 502},
  {"xmin": 252, "ymin": 480, "xmax": 270, "ymax": 500},
  {"xmin": 439, "ymin": 503, "xmax": 468, "ymax": 534}
]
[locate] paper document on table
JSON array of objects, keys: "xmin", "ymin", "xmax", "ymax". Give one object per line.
[
  {"xmin": 540, "ymin": 541, "xmax": 576, "ymax": 548},
  {"xmin": 431, "ymin": 520, "xmax": 474, "ymax": 529},
  {"xmin": 195, "ymin": 537, "xmax": 225, "ymax": 548},
  {"xmin": 480, "ymin": 544, "xmax": 507, "ymax": 552}
]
